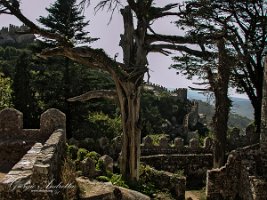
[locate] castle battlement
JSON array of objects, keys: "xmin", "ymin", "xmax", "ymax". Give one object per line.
[{"xmin": 0, "ymin": 24, "xmax": 35, "ymax": 45}]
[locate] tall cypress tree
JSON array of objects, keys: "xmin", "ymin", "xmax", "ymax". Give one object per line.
[
  {"xmin": 13, "ymin": 52, "xmax": 39, "ymax": 128},
  {"xmin": 38, "ymin": 0, "xmax": 96, "ymax": 138}
]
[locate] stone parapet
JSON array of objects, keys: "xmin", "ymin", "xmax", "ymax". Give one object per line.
[
  {"xmin": 206, "ymin": 144, "xmax": 267, "ymax": 200},
  {"xmin": 0, "ymin": 108, "xmax": 66, "ymax": 200},
  {"xmin": 141, "ymin": 136, "xmax": 212, "ymax": 156}
]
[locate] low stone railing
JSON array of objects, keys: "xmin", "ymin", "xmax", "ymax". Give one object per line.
[
  {"xmin": 0, "ymin": 108, "xmax": 66, "ymax": 200},
  {"xmin": 141, "ymin": 135, "xmax": 213, "ymax": 155}
]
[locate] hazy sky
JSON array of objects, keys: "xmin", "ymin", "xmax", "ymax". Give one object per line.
[{"xmin": 0, "ymin": 0, "xmax": 248, "ymax": 98}]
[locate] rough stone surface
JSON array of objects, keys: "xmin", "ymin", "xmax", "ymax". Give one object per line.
[
  {"xmin": 141, "ymin": 154, "xmax": 212, "ymax": 187},
  {"xmin": 141, "ymin": 136, "xmax": 212, "ymax": 155},
  {"xmin": 142, "ymin": 166, "xmax": 186, "ymax": 200},
  {"xmin": 143, "ymin": 135, "xmax": 153, "ymax": 147},
  {"xmin": 174, "ymin": 137, "xmax": 184, "ymax": 148},
  {"xmin": 189, "ymin": 138, "xmax": 199, "ymax": 149},
  {"xmin": 76, "ymin": 177, "xmax": 150, "ymax": 200},
  {"xmin": 206, "ymin": 144, "xmax": 267, "ymax": 200},
  {"xmin": 0, "ymin": 108, "xmax": 66, "ymax": 200},
  {"xmin": 99, "ymin": 155, "xmax": 113, "ymax": 173},
  {"xmin": 79, "ymin": 157, "xmax": 96, "ymax": 178},
  {"xmin": 159, "ymin": 136, "xmax": 169, "ymax": 148},
  {"xmin": 40, "ymin": 108, "xmax": 66, "ymax": 142}
]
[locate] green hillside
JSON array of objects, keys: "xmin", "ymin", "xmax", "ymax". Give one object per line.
[{"xmin": 197, "ymin": 100, "xmax": 252, "ymax": 130}]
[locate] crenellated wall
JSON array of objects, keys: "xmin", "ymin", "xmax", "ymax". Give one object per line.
[
  {"xmin": 0, "ymin": 108, "xmax": 66, "ymax": 200},
  {"xmin": 141, "ymin": 135, "xmax": 212, "ymax": 155},
  {"xmin": 0, "ymin": 24, "xmax": 35, "ymax": 45},
  {"xmin": 140, "ymin": 136, "xmax": 213, "ymax": 187}
]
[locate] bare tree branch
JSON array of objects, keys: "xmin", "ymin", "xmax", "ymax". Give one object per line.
[
  {"xmin": 68, "ymin": 90, "xmax": 117, "ymax": 102},
  {"xmin": 149, "ymin": 44, "xmax": 213, "ymax": 58},
  {"xmin": 39, "ymin": 46, "xmax": 128, "ymax": 79}
]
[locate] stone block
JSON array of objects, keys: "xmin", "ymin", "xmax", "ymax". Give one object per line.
[
  {"xmin": 80, "ymin": 157, "xmax": 96, "ymax": 178},
  {"xmin": 99, "ymin": 155, "xmax": 113, "ymax": 173},
  {"xmin": 0, "ymin": 108, "xmax": 23, "ymax": 137},
  {"xmin": 40, "ymin": 108, "xmax": 66, "ymax": 141},
  {"xmin": 174, "ymin": 137, "xmax": 184, "ymax": 148},
  {"xmin": 159, "ymin": 136, "xmax": 169, "ymax": 148},
  {"xmin": 143, "ymin": 136, "xmax": 153, "ymax": 147},
  {"xmin": 189, "ymin": 138, "xmax": 199, "ymax": 149}
]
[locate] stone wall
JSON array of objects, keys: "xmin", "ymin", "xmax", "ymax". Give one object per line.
[
  {"xmin": 0, "ymin": 108, "xmax": 66, "ymax": 200},
  {"xmin": 141, "ymin": 135, "xmax": 212, "ymax": 155},
  {"xmin": 141, "ymin": 136, "xmax": 213, "ymax": 187},
  {"xmin": 0, "ymin": 24, "xmax": 35, "ymax": 45},
  {"xmin": 142, "ymin": 165, "xmax": 186, "ymax": 200},
  {"xmin": 206, "ymin": 144, "xmax": 267, "ymax": 200}
]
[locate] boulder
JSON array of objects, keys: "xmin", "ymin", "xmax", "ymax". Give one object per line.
[{"xmin": 76, "ymin": 177, "xmax": 150, "ymax": 200}]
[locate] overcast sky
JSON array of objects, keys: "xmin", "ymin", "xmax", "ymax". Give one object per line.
[{"xmin": 0, "ymin": 0, "xmax": 248, "ymax": 98}]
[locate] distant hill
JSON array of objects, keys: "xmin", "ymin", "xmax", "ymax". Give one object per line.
[
  {"xmin": 187, "ymin": 90, "xmax": 254, "ymax": 120},
  {"xmin": 196, "ymin": 100, "xmax": 252, "ymax": 130}
]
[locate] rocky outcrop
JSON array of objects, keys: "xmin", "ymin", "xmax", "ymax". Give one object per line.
[{"xmin": 76, "ymin": 177, "xmax": 150, "ymax": 200}]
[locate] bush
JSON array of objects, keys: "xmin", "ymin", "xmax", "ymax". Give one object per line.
[
  {"xmin": 77, "ymin": 148, "xmax": 88, "ymax": 161},
  {"xmin": 67, "ymin": 144, "xmax": 79, "ymax": 160},
  {"xmin": 86, "ymin": 151, "xmax": 101, "ymax": 163},
  {"xmin": 96, "ymin": 176, "xmax": 109, "ymax": 182},
  {"xmin": 96, "ymin": 173, "xmax": 129, "ymax": 188},
  {"xmin": 60, "ymin": 159, "xmax": 78, "ymax": 200},
  {"xmin": 87, "ymin": 112, "xmax": 122, "ymax": 140}
]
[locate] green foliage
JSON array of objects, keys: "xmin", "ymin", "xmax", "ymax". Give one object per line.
[
  {"xmin": 12, "ymin": 52, "xmax": 39, "ymax": 128},
  {"xmin": 38, "ymin": 0, "xmax": 97, "ymax": 46},
  {"xmin": 86, "ymin": 151, "xmax": 101, "ymax": 163},
  {"xmin": 76, "ymin": 148, "xmax": 88, "ymax": 161},
  {"xmin": 128, "ymin": 165, "xmax": 159, "ymax": 196},
  {"xmin": 67, "ymin": 144, "xmax": 79, "ymax": 160},
  {"xmin": 96, "ymin": 173, "xmax": 129, "ymax": 188},
  {"xmin": 95, "ymin": 159, "xmax": 105, "ymax": 172},
  {"xmin": 174, "ymin": 169, "xmax": 184, "ymax": 177},
  {"xmin": 197, "ymin": 100, "xmax": 252, "ymax": 130},
  {"xmin": 148, "ymin": 134, "xmax": 169, "ymax": 145},
  {"xmin": 141, "ymin": 87, "xmax": 188, "ymax": 137},
  {"xmin": 109, "ymin": 174, "xmax": 129, "ymax": 188},
  {"xmin": 0, "ymin": 73, "xmax": 13, "ymax": 109},
  {"xmin": 96, "ymin": 176, "xmax": 109, "ymax": 182},
  {"xmin": 86, "ymin": 112, "xmax": 122, "ymax": 139}
]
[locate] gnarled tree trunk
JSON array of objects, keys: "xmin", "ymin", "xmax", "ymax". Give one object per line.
[
  {"xmin": 117, "ymin": 5, "xmax": 148, "ymax": 182},
  {"xmin": 261, "ymin": 56, "xmax": 267, "ymax": 177},
  {"xmin": 209, "ymin": 39, "xmax": 232, "ymax": 168},
  {"xmin": 114, "ymin": 79, "xmax": 142, "ymax": 182}
]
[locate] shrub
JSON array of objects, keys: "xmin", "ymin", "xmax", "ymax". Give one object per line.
[
  {"xmin": 86, "ymin": 151, "xmax": 101, "ymax": 163},
  {"xmin": 76, "ymin": 148, "xmax": 88, "ymax": 161},
  {"xmin": 109, "ymin": 174, "xmax": 129, "ymax": 188},
  {"xmin": 67, "ymin": 144, "xmax": 79, "ymax": 160},
  {"xmin": 87, "ymin": 112, "xmax": 122, "ymax": 140},
  {"xmin": 96, "ymin": 159, "xmax": 105, "ymax": 172},
  {"xmin": 96, "ymin": 176, "xmax": 109, "ymax": 182},
  {"xmin": 96, "ymin": 173, "xmax": 129, "ymax": 188},
  {"xmin": 60, "ymin": 159, "xmax": 78, "ymax": 200}
]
